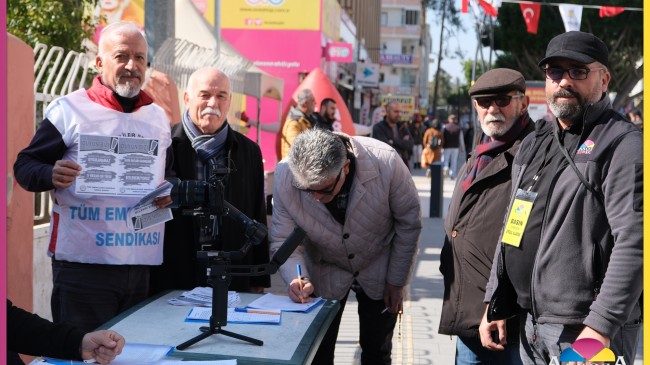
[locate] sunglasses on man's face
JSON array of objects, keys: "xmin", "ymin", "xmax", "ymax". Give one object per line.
[
  {"xmin": 475, "ymin": 94, "xmax": 524, "ymax": 109},
  {"xmin": 542, "ymin": 66, "xmax": 606, "ymax": 81}
]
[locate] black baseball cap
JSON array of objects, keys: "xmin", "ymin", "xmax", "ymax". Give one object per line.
[{"xmin": 538, "ymin": 31, "xmax": 609, "ymax": 67}]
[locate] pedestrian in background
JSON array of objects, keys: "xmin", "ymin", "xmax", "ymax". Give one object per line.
[
  {"xmin": 441, "ymin": 114, "xmax": 465, "ymax": 179},
  {"xmin": 372, "ymin": 101, "xmax": 414, "ymax": 168},
  {"xmin": 409, "ymin": 114, "xmax": 426, "ymax": 170},
  {"xmin": 281, "ymin": 89, "xmax": 317, "ymax": 159},
  {"xmin": 421, "ymin": 118, "xmax": 444, "ymax": 177}
]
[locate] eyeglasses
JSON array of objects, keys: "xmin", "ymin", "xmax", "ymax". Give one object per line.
[
  {"xmin": 542, "ymin": 67, "xmax": 606, "ymax": 81},
  {"xmin": 292, "ymin": 168, "xmax": 343, "ymax": 195},
  {"xmin": 475, "ymin": 94, "xmax": 524, "ymax": 109}
]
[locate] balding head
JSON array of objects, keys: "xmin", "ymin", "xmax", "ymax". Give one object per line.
[
  {"xmin": 385, "ymin": 101, "xmax": 401, "ymax": 125},
  {"xmin": 95, "ymin": 22, "xmax": 148, "ymax": 98},
  {"xmin": 296, "ymin": 89, "xmax": 316, "ymax": 116},
  {"xmin": 184, "ymin": 67, "xmax": 232, "ymax": 134}
]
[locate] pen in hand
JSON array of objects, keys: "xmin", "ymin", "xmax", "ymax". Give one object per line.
[{"xmin": 297, "ymin": 263, "xmax": 304, "ymax": 304}]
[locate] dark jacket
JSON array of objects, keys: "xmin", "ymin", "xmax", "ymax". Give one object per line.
[
  {"xmin": 439, "ymin": 116, "xmax": 534, "ymax": 340},
  {"xmin": 150, "ymin": 124, "xmax": 271, "ymax": 293},
  {"xmin": 372, "ymin": 118, "xmax": 414, "ymax": 166},
  {"xmin": 8, "ymin": 300, "xmax": 85, "ymax": 364},
  {"xmin": 486, "ymin": 96, "xmax": 643, "ymax": 339}
]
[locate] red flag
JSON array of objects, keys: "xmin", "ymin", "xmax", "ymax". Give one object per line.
[
  {"xmin": 599, "ymin": 6, "xmax": 624, "ymax": 18},
  {"xmin": 520, "ymin": 2, "xmax": 541, "ymax": 34},
  {"xmin": 478, "ymin": 0, "xmax": 498, "ymax": 17},
  {"xmin": 462, "ymin": 0, "xmax": 469, "ymax": 13}
]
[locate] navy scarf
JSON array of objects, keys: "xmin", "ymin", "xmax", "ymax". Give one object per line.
[{"xmin": 181, "ymin": 110, "xmax": 229, "ymax": 162}]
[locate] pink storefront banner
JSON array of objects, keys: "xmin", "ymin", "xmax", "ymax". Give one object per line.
[
  {"xmin": 324, "ymin": 42, "xmax": 353, "ymax": 63},
  {"xmin": 222, "ymin": 29, "xmax": 322, "ymax": 170}
]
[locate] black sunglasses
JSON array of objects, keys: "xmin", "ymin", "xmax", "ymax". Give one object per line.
[
  {"xmin": 292, "ymin": 168, "xmax": 343, "ymax": 195},
  {"xmin": 475, "ymin": 94, "xmax": 524, "ymax": 109},
  {"xmin": 542, "ymin": 67, "xmax": 605, "ymax": 81}
]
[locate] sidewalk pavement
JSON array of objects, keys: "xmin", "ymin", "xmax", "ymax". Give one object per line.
[{"xmin": 268, "ymin": 167, "xmax": 643, "ymax": 364}]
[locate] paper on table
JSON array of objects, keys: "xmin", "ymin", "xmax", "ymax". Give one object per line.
[
  {"xmin": 41, "ymin": 343, "xmax": 172, "ymax": 365},
  {"xmin": 187, "ymin": 307, "xmax": 281, "ymax": 324},
  {"xmin": 167, "ymin": 287, "xmax": 241, "ymax": 307},
  {"xmin": 247, "ymin": 293, "xmax": 324, "ymax": 312}
]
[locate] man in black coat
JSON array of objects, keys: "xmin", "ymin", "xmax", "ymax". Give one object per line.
[
  {"xmin": 150, "ymin": 67, "xmax": 270, "ymax": 294},
  {"xmin": 439, "ymin": 68, "xmax": 534, "ymax": 364},
  {"xmin": 371, "ymin": 101, "xmax": 414, "ymax": 167}
]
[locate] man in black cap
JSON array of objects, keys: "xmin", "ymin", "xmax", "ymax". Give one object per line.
[
  {"xmin": 480, "ymin": 31, "xmax": 642, "ymax": 364},
  {"xmin": 439, "ymin": 68, "xmax": 533, "ymax": 365}
]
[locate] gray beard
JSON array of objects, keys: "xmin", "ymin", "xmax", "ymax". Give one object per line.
[
  {"xmin": 115, "ymin": 83, "xmax": 140, "ymax": 98},
  {"xmin": 549, "ymin": 101, "xmax": 585, "ymax": 122}
]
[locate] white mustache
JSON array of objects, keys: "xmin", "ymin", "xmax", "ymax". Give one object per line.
[
  {"xmin": 201, "ymin": 107, "xmax": 222, "ymax": 117},
  {"xmin": 484, "ymin": 113, "xmax": 506, "ymax": 123},
  {"xmin": 118, "ymin": 70, "xmax": 141, "ymax": 80}
]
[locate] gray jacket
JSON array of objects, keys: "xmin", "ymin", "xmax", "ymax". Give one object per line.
[
  {"xmin": 485, "ymin": 96, "xmax": 643, "ymax": 338},
  {"xmin": 271, "ymin": 135, "xmax": 421, "ymax": 300}
]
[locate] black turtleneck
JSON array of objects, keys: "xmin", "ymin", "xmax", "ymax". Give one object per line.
[{"xmin": 114, "ymin": 92, "xmax": 139, "ymax": 113}]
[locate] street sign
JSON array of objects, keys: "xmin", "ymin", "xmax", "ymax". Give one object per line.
[{"xmin": 356, "ymin": 63, "xmax": 380, "ymax": 87}]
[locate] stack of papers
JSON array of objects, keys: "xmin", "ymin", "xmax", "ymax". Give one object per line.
[
  {"xmin": 186, "ymin": 307, "xmax": 281, "ymax": 324},
  {"xmin": 167, "ymin": 287, "xmax": 241, "ymax": 308},
  {"xmin": 246, "ymin": 293, "xmax": 324, "ymax": 313}
]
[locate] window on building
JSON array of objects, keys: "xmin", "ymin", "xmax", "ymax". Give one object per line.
[
  {"xmin": 379, "ymin": 73, "xmax": 385, "ymax": 83},
  {"xmin": 381, "ymin": 12, "xmax": 388, "ymax": 26},
  {"xmin": 404, "ymin": 10, "xmax": 419, "ymax": 25}
]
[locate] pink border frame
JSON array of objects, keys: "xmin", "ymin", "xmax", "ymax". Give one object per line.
[{"xmin": 1, "ymin": 1, "xmax": 8, "ymax": 360}]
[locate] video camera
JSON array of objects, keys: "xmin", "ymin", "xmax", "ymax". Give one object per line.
[
  {"xmin": 168, "ymin": 171, "xmax": 226, "ymax": 215},
  {"xmin": 167, "ymin": 175, "xmax": 267, "ymax": 258}
]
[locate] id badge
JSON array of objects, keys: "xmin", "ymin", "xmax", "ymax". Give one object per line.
[{"xmin": 501, "ymin": 189, "xmax": 538, "ymax": 247}]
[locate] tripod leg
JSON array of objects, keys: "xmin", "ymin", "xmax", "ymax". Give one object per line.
[
  {"xmin": 176, "ymin": 329, "xmax": 214, "ymax": 350},
  {"xmin": 219, "ymin": 328, "xmax": 264, "ymax": 346}
]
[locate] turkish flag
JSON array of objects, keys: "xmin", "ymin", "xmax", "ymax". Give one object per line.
[
  {"xmin": 478, "ymin": 0, "xmax": 498, "ymax": 18},
  {"xmin": 462, "ymin": 0, "xmax": 469, "ymax": 13},
  {"xmin": 599, "ymin": 6, "xmax": 625, "ymax": 18},
  {"xmin": 520, "ymin": 2, "xmax": 541, "ymax": 34}
]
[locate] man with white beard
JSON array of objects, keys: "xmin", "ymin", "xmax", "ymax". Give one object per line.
[
  {"xmin": 438, "ymin": 68, "xmax": 533, "ymax": 364},
  {"xmin": 14, "ymin": 22, "xmax": 172, "ymax": 332},
  {"xmin": 149, "ymin": 67, "xmax": 270, "ymax": 295}
]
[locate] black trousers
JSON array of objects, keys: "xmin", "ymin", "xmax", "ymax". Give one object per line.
[
  {"xmin": 311, "ymin": 284, "xmax": 398, "ymax": 365},
  {"xmin": 51, "ymin": 259, "xmax": 150, "ymax": 332}
]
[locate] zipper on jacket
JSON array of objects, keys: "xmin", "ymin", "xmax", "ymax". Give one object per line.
[{"xmin": 529, "ymin": 139, "xmax": 566, "ymax": 327}]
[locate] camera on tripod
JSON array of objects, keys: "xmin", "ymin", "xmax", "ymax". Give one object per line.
[
  {"xmin": 168, "ymin": 170, "xmax": 227, "ymax": 216},
  {"xmin": 166, "ymin": 171, "xmax": 267, "ymax": 259}
]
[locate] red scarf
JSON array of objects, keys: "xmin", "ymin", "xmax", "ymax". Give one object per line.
[
  {"xmin": 461, "ymin": 114, "xmax": 530, "ymax": 192},
  {"xmin": 85, "ymin": 76, "xmax": 153, "ymax": 112}
]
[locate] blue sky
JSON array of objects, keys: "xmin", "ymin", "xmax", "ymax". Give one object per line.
[{"xmin": 427, "ymin": 7, "xmax": 492, "ymax": 84}]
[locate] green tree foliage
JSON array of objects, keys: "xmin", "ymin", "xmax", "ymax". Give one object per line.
[
  {"xmin": 487, "ymin": 0, "xmax": 642, "ymax": 108},
  {"xmin": 8, "ymin": 0, "xmax": 97, "ymax": 52}
]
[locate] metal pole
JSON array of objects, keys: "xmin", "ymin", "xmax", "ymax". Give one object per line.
[
  {"xmin": 214, "ymin": 0, "xmax": 221, "ymax": 54},
  {"xmin": 431, "ymin": 0, "xmax": 447, "ymax": 117}
]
